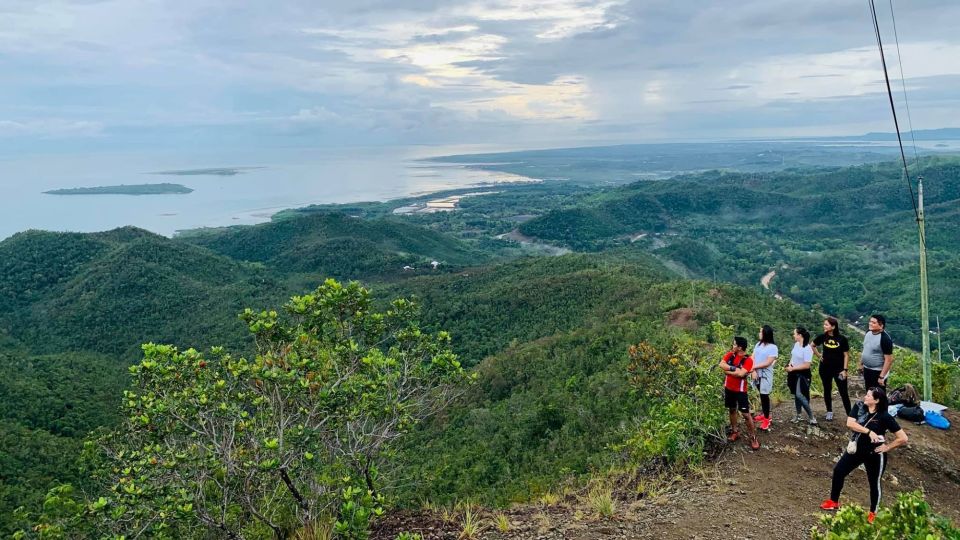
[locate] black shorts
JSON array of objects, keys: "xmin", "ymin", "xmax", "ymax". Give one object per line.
[{"xmin": 724, "ymin": 388, "xmax": 750, "ymax": 413}]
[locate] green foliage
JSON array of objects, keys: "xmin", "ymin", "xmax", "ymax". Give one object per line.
[
  {"xmin": 619, "ymin": 338, "xmax": 727, "ymax": 467},
  {"xmin": 887, "ymin": 350, "xmax": 960, "ymax": 408},
  {"xmin": 184, "ymin": 212, "xmax": 484, "ymax": 278},
  {"xmin": 16, "ymin": 280, "xmax": 467, "ymax": 539},
  {"xmin": 334, "ymin": 485, "xmax": 384, "ymax": 540},
  {"xmin": 811, "ymin": 490, "xmax": 960, "ymax": 539}
]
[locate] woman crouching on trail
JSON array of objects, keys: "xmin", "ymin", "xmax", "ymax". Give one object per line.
[
  {"xmin": 785, "ymin": 326, "xmax": 816, "ymax": 425},
  {"xmin": 820, "ymin": 387, "xmax": 908, "ymax": 523}
]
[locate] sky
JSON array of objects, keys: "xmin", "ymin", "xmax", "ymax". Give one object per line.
[{"xmin": 2, "ymin": 0, "xmax": 960, "ymax": 153}]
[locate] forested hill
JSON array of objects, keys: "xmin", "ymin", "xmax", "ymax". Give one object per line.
[
  {"xmin": 182, "ymin": 211, "xmax": 486, "ymax": 275},
  {"xmin": 2, "ymin": 156, "xmax": 959, "ymax": 537},
  {"xmin": 512, "ymin": 158, "xmax": 960, "ymax": 350}
]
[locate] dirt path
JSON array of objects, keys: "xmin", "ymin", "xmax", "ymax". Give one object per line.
[
  {"xmin": 373, "ymin": 393, "xmax": 959, "ymax": 540},
  {"xmin": 761, "ymin": 270, "xmax": 776, "ymax": 290}
]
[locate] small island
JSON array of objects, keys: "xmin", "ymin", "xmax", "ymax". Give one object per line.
[
  {"xmin": 148, "ymin": 167, "xmax": 263, "ymax": 176},
  {"xmin": 43, "ymin": 183, "xmax": 194, "ymax": 196}
]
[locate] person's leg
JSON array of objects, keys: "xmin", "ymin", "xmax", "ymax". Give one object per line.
[
  {"xmin": 798, "ymin": 373, "xmax": 814, "ymax": 419},
  {"xmin": 760, "ymin": 393, "xmax": 771, "ymax": 418},
  {"xmin": 864, "ymin": 453, "xmax": 887, "ymax": 512},
  {"xmin": 788, "ymin": 372, "xmax": 801, "ymax": 415},
  {"xmin": 737, "ymin": 392, "xmax": 758, "ymax": 442},
  {"xmin": 830, "ymin": 452, "xmax": 864, "ymax": 503},
  {"xmin": 863, "ymin": 369, "xmax": 880, "ymax": 392},
  {"xmin": 741, "ymin": 410, "xmax": 757, "ymax": 439},
  {"xmin": 725, "ymin": 389, "xmax": 740, "ymax": 438},
  {"xmin": 835, "ymin": 374, "xmax": 852, "ymax": 415},
  {"xmin": 820, "ymin": 368, "xmax": 834, "ymax": 413}
]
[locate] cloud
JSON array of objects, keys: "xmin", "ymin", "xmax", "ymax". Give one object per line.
[
  {"xmin": 3, "ymin": 0, "xmax": 960, "ymax": 151},
  {"xmin": 0, "ymin": 118, "xmax": 104, "ymax": 138}
]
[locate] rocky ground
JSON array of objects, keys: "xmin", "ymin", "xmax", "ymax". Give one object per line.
[{"xmin": 372, "ymin": 395, "xmax": 960, "ymax": 540}]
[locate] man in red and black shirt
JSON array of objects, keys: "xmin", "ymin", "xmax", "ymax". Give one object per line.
[{"xmin": 719, "ymin": 336, "xmax": 760, "ymax": 450}]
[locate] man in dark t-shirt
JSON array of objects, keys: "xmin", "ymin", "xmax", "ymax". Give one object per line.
[
  {"xmin": 813, "ymin": 317, "xmax": 852, "ymax": 419},
  {"xmin": 860, "ymin": 314, "xmax": 894, "ymax": 390}
]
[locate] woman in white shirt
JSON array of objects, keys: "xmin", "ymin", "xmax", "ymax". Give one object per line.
[
  {"xmin": 751, "ymin": 325, "xmax": 778, "ymax": 431},
  {"xmin": 786, "ymin": 326, "xmax": 817, "ymax": 425}
]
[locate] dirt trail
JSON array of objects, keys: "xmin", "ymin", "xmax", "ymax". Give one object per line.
[
  {"xmin": 373, "ymin": 390, "xmax": 960, "ymax": 539},
  {"xmin": 761, "ymin": 270, "xmax": 776, "ymax": 290}
]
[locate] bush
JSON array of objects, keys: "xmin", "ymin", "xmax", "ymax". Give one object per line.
[
  {"xmin": 619, "ymin": 329, "xmax": 728, "ymax": 468},
  {"xmin": 811, "ymin": 490, "xmax": 960, "ymax": 539},
  {"xmin": 887, "ymin": 350, "xmax": 960, "ymax": 408}
]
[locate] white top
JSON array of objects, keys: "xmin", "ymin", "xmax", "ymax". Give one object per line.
[
  {"xmin": 752, "ymin": 342, "xmax": 778, "ymax": 373},
  {"xmin": 790, "ymin": 342, "xmax": 813, "ymax": 369}
]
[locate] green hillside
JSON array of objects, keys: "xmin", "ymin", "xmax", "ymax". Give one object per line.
[
  {"xmin": 0, "ymin": 229, "xmax": 287, "ymax": 357},
  {"xmin": 512, "ymin": 158, "xmax": 960, "ymax": 350},
  {"xmin": 182, "ymin": 212, "xmax": 486, "ymax": 277}
]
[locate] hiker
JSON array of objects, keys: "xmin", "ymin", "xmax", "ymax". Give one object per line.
[
  {"xmin": 751, "ymin": 325, "xmax": 778, "ymax": 431},
  {"xmin": 860, "ymin": 314, "xmax": 894, "ymax": 391},
  {"xmin": 813, "ymin": 316, "xmax": 852, "ymax": 420},
  {"xmin": 719, "ymin": 336, "xmax": 760, "ymax": 450},
  {"xmin": 820, "ymin": 387, "xmax": 908, "ymax": 523},
  {"xmin": 786, "ymin": 326, "xmax": 816, "ymax": 425}
]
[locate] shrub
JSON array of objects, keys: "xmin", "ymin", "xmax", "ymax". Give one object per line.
[
  {"xmin": 811, "ymin": 490, "xmax": 959, "ymax": 539},
  {"xmin": 619, "ymin": 332, "xmax": 728, "ymax": 468}
]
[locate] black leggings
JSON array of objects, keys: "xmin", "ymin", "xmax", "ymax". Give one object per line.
[
  {"xmin": 820, "ymin": 368, "xmax": 852, "ymax": 415},
  {"xmin": 788, "ymin": 370, "xmax": 813, "ymax": 417},
  {"xmin": 759, "ymin": 394, "xmax": 771, "ymax": 418},
  {"xmin": 831, "ymin": 450, "xmax": 887, "ymax": 512}
]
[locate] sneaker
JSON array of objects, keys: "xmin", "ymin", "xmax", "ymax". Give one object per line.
[
  {"xmin": 727, "ymin": 430, "xmax": 740, "ymax": 442},
  {"xmin": 791, "ymin": 415, "xmax": 803, "ymax": 424},
  {"xmin": 825, "ymin": 411, "xmax": 834, "ymax": 421},
  {"xmin": 809, "ymin": 416, "xmax": 819, "ymax": 426},
  {"xmin": 753, "ymin": 413, "xmax": 765, "ymax": 422},
  {"xmin": 750, "ymin": 437, "xmax": 760, "ymax": 450},
  {"xmin": 759, "ymin": 416, "xmax": 772, "ymax": 431},
  {"xmin": 867, "ymin": 512, "xmax": 876, "ymax": 524},
  {"xmin": 820, "ymin": 500, "xmax": 839, "ymax": 511}
]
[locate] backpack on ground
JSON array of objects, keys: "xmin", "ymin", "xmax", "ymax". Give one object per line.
[
  {"xmin": 925, "ymin": 410, "xmax": 951, "ymax": 430},
  {"xmin": 897, "ymin": 405, "xmax": 925, "ymax": 423},
  {"xmin": 889, "ymin": 384, "xmax": 920, "ymax": 407}
]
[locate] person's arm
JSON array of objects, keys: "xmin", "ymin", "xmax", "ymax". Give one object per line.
[
  {"xmin": 754, "ymin": 350, "xmax": 778, "ymax": 370},
  {"xmin": 845, "ymin": 416, "xmax": 870, "ymax": 434},
  {"xmin": 879, "ymin": 354, "xmax": 894, "ymax": 383},
  {"xmin": 879, "ymin": 333, "xmax": 894, "ymax": 384},
  {"xmin": 842, "ymin": 351, "xmax": 850, "ymax": 373},
  {"xmin": 793, "ymin": 346, "xmax": 813, "ymax": 371},
  {"xmin": 876, "ymin": 429, "xmax": 907, "ymax": 453},
  {"xmin": 812, "ymin": 335, "xmax": 823, "ymax": 359}
]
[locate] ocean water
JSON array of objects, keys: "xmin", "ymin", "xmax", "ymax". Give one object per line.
[{"xmin": 0, "ymin": 144, "xmax": 527, "ymax": 240}]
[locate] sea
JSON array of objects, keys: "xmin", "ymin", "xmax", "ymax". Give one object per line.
[
  {"xmin": 3, "ymin": 139, "xmax": 958, "ymax": 241},
  {"xmin": 0, "ymin": 144, "xmax": 529, "ymax": 241}
]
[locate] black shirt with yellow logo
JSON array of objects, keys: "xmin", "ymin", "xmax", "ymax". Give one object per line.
[{"xmin": 813, "ymin": 333, "xmax": 850, "ymax": 374}]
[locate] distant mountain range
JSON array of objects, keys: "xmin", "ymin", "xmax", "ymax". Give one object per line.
[{"xmin": 808, "ymin": 127, "xmax": 960, "ymax": 141}]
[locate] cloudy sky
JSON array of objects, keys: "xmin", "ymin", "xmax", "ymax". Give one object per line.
[{"xmin": 2, "ymin": 0, "xmax": 960, "ymax": 152}]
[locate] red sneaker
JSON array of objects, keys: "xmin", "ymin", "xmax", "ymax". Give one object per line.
[
  {"xmin": 750, "ymin": 437, "xmax": 760, "ymax": 450},
  {"xmin": 867, "ymin": 512, "xmax": 875, "ymax": 524},
  {"xmin": 759, "ymin": 416, "xmax": 772, "ymax": 431},
  {"xmin": 753, "ymin": 413, "xmax": 765, "ymax": 422},
  {"xmin": 819, "ymin": 500, "xmax": 839, "ymax": 511},
  {"xmin": 727, "ymin": 430, "xmax": 740, "ymax": 442}
]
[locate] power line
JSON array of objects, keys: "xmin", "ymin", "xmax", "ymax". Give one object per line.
[
  {"xmin": 887, "ymin": 0, "xmax": 921, "ymax": 170},
  {"xmin": 868, "ymin": 0, "xmax": 924, "ymax": 248}
]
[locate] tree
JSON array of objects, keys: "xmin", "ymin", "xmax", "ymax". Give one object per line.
[{"xmin": 19, "ymin": 280, "xmax": 468, "ymax": 539}]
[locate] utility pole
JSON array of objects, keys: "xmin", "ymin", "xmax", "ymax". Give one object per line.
[{"xmin": 918, "ymin": 176, "xmax": 932, "ymax": 401}]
